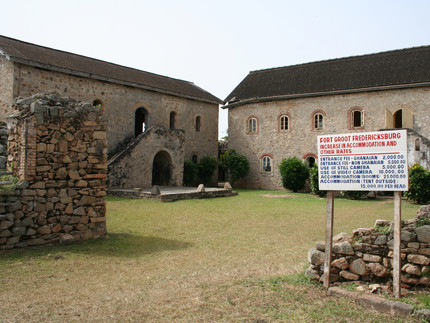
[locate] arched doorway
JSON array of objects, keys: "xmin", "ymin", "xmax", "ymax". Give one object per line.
[
  {"xmin": 152, "ymin": 151, "xmax": 172, "ymax": 186},
  {"xmin": 135, "ymin": 107, "xmax": 149, "ymax": 137}
]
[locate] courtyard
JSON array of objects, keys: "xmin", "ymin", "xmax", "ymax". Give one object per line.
[{"xmin": 0, "ymin": 190, "xmax": 421, "ymax": 322}]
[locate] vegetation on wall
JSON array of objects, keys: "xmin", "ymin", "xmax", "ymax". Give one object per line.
[
  {"xmin": 279, "ymin": 157, "xmax": 309, "ymax": 192},
  {"xmin": 405, "ymin": 163, "xmax": 430, "ymax": 204},
  {"xmin": 221, "ymin": 149, "xmax": 250, "ymax": 185},
  {"xmin": 309, "ymin": 165, "xmax": 326, "ymax": 197},
  {"xmin": 183, "ymin": 161, "xmax": 198, "ymax": 186},
  {"xmin": 197, "ymin": 156, "xmax": 218, "ymax": 185}
]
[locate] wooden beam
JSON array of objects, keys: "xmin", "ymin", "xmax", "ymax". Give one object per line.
[
  {"xmin": 393, "ymin": 191, "xmax": 402, "ymax": 298},
  {"xmin": 323, "ymin": 191, "xmax": 335, "ymax": 289}
]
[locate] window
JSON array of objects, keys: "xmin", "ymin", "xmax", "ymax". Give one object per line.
[
  {"xmin": 135, "ymin": 107, "xmax": 149, "ymax": 137},
  {"xmin": 249, "ymin": 118, "xmax": 257, "ymax": 133},
  {"xmin": 247, "ymin": 116, "xmax": 258, "ymax": 133},
  {"xmin": 303, "ymin": 153, "xmax": 317, "ymax": 168},
  {"xmin": 260, "ymin": 154, "xmax": 273, "ymax": 172},
  {"xmin": 306, "ymin": 156, "xmax": 316, "ymax": 168},
  {"xmin": 348, "ymin": 107, "xmax": 364, "ymax": 129},
  {"xmin": 314, "ymin": 114, "xmax": 323, "ymax": 129},
  {"xmin": 170, "ymin": 111, "xmax": 176, "ymax": 129},
  {"xmin": 192, "ymin": 155, "xmax": 198, "ymax": 163},
  {"xmin": 393, "ymin": 110, "xmax": 402, "ymax": 128},
  {"xmin": 280, "ymin": 115, "xmax": 289, "ymax": 131},
  {"xmin": 195, "ymin": 116, "xmax": 201, "ymax": 132},
  {"xmin": 352, "ymin": 110, "xmax": 362, "ymax": 127},
  {"xmin": 415, "ymin": 138, "xmax": 421, "ymax": 151},
  {"xmin": 92, "ymin": 99, "xmax": 102, "ymax": 108},
  {"xmin": 385, "ymin": 108, "xmax": 413, "ymax": 129},
  {"xmin": 311, "ymin": 110, "xmax": 326, "ymax": 131}
]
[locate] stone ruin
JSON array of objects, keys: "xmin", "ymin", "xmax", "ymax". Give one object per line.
[
  {"xmin": 307, "ymin": 205, "xmax": 430, "ymax": 290},
  {"xmin": 0, "ymin": 93, "xmax": 107, "ymax": 249}
]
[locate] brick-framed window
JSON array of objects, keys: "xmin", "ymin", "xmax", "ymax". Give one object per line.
[
  {"xmin": 347, "ymin": 107, "xmax": 364, "ymax": 130},
  {"xmin": 246, "ymin": 116, "xmax": 259, "ymax": 134},
  {"xmin": 260, "ymin": 153, "xmax": 273, "ymax": 172},
  {"xmin": 278, "ymin": 113, "xmax": 291, "ymax": 132},
  {"xmin": 311, "ymin": 110, "xmax": 326, "ymax": 131}
]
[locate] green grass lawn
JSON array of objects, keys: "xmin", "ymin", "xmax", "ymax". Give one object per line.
[{"xmin": 0, "ymin": 190, "xmax": 422, "ymax": 322}]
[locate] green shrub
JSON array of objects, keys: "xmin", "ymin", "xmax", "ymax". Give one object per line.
[
  {"xmin": 224, "ymin": 149, "xmax": 250, "ymax": 185},
  {"xmin": 341, "ymin": 191, "xmax": 369, "ymax": 200},
  {"xmin": 405, "ymin": 163, "xmax": 430, "ymax": 204},
  {"xmin": 279, "ymin": 157, "xmax": 309, "ymax": 192},
  {"xmin": 309, "ymin": 165, "xmax": 326, "ymax": 197},
  {"xmin": 197, "ymin": 156, "xmax": 218, "ymax": 185},
  {"xmin": 183, "ymin": 161, "xmax": 198, "ymax": 186}
]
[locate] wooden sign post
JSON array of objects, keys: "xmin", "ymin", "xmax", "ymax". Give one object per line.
[
  {"xmin": 323, "ymin": 191, "xmax": 334, "ymax": 289},
  {"xmin": 393, "ymin": 191, "xmax": 402, "ymax": 298},
  {"xmin": 318, "ymin": 130, "xmax": 408, "ymax": 298}
]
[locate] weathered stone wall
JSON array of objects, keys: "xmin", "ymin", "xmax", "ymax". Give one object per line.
[
  {"xmin": 408, "ymin": 129, "xmax": 430, "ymax": 169},
  {"xmin": 228, "ymin": 87, "xmax": 430, "ymax": 189},
  {"xmin": 108, "ymin": 126, "xmax": 185, "ymax": 188},
  {"xmin": 307, "ymin": 205, "xmax": 430, "ymax": 289},
  {"xmin": 0, "ymin": 93, "xmax": 107, "ymax": 249},
  {"xmin": 9, "ymin": 63, "xmax": 219, "ymax": 164},
  {"xmin": 0, "ymin": 55, "xmax": 15, "ymax": 120}
]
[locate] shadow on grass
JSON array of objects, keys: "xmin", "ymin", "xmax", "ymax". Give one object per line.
[{"xmin": 0, "ymin": 233, "xmax": 192, "ymax": 261}]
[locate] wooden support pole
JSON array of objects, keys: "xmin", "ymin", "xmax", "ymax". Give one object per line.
[
  {"xmin": 323, "ymin": 191, "xmax": 335, "ymax": 289},
  {"xmin": 393, "ymin": 191, "xmax": 402, "ymax": 298}
]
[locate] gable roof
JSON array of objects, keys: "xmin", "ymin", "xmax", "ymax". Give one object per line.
[
  {"xmin": 0, "ymin": 35, "xmax": 221, "ymax": 105},
  {"xmin": 224, "ymin": 46, "xmax": 430, "ymax": 108}
]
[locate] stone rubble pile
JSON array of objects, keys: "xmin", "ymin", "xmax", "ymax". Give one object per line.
[
  {"xmin": 307, "ymin": 205, "xmax": 430, "ymax": 289},
  {"xmin": 0, "ymin": 93, "xmax": 107, "ymax": 249}
]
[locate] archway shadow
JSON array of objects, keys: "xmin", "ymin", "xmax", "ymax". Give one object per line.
[{"xmin": 0, "ymin": 233, "xmax": 192, "ymax": 260}]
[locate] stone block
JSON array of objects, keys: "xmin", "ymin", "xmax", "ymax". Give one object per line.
[
  {"xmin": 332, "ymin": 241, "xmax": 354, "ymax": 255},
  {"xmin": 37, "ymin": 225, "xmax": 51, "ymax": 235},
  {"xmin": 308, "ymin": 248, "xmax": 325, "ymax": 265},
  {"xmin": 401, "ymin": 230, "xmax": 416, "ymax": 242},
  {"xmin": 350, "ymin": 258, "xmax": 369, "ymax": 276},
  {"xmin": 367, "ymin": 263, "xmax": 389, "ymax": 277},
  {"xmin": 12, "ymin": 227, "xmax": 26, "ymax": 236},
  {"xmin": 340, "ymin": 270, "xmax": 360, "ymax": 281},
  {"xmin": 363, "ymin": 254, "xmax": 382, "ymax": 263},
  {"xmin": 73, "ymin": 206, "xmax": 86, "ymax": 216},
  {"xmin": 407, "ymin": 254, "xmax": 430, "ymax": 266},
  {"xmin": 416, "ymin": 225, "xmax": 430, "ymax": 243},
  {"xmin": 332, "ymin": 257, "xmax": 349, "ymax": 270}
]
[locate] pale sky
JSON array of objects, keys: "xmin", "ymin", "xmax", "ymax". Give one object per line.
[{"xmin": 1, "ymin": 0, "xmax": 430, "ymax": 139}]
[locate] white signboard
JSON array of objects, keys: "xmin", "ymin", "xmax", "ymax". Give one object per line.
[{"xmin": 317, "ymin": 130, "xmax": 408, "ymax": 191}]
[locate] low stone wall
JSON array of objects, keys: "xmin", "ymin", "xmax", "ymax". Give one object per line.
[
  {"xmin": 107, "ymin": 187, "xmax": 238, "ymax": 202},
  {"xmin": 0, "ymin": 93, "xmax": 107, "ymax": 249},
  {"xmin": 307, "ymin": 205, "xmax": 430, "ymax": 289}
]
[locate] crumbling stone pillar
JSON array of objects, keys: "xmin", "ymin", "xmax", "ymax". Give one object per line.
[{"xmin": 0, "ymin": 93, "xmax": 107, "ymax": 249}]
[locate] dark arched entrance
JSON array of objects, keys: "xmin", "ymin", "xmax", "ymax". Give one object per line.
[
  {"xmin": 135, "ymin": 107, "xmax": 149, "ymax": 137},
  {"xmin": 393, "ymin": 109, "xmax": 402, "ymax": 128},
  {"xmin": 152, "ymin": 151, "xmax": 172, "ymax": 186}
]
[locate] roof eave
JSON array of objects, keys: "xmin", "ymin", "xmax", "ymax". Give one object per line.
[
  {"xmin": 221, "ymin": 82, "xmax": 430, "ymax": 109},
  {"xmin": 10, "ymin": 56, "xmax": 222, "ymax": 105}
]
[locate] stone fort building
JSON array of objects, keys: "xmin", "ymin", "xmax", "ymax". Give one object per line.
[
  {"xmin": 0, "ymin": 35, "xmax": 221, "ymax": 188},
  {"xmin": 224, "ymin": 46, "xmax": 430, "ymax": 189}
]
